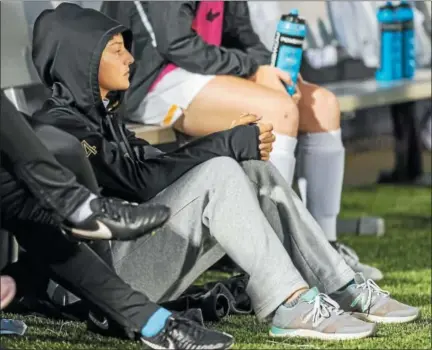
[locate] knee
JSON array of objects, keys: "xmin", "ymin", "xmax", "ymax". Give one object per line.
[
  {"xmin": 311, "ymin": 88, "xmax": 341, "ymax": 132},
  {"xmin": 272, "ymin": 96, "xmax": 300, "ymax": 136},
  {"xmin": 207, "ymin": 156, "xmax": 242, "ymax": 172},
  {"xmin": 241, "ymin": 159, "xmax": 281, "ymax": 184},
  {"xmin": 204, "ymin": 157, "xmax": 244, "ymax": 179}
]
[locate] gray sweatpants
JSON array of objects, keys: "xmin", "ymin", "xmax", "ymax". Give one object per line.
[{"xmin": 111, "ymin": 158, "xmax": 354, "ymax": 320}]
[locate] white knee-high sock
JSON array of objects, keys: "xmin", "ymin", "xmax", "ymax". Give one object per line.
[
  {"xmin": 297, "ymin": 129, "xmax": 345, "ymax": 242},
  {"xmin": 269, "ymin": 132, "xmax": 298, "ymax": 187}
]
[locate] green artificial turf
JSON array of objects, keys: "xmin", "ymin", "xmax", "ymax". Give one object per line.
[{"xmin": 2, "ymin": 185, "xmax": 431, "ymax": 349}]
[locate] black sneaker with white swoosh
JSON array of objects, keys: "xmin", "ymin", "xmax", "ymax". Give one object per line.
[
  {"xmin": 87, "ymin": 309, "xmax": 207, "ymax": 340},
  {"xmin": 62, "ymin": 197, "xmax": 170, "ymax": 241}
]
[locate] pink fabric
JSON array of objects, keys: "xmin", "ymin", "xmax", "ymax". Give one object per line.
[
  {"xmin": 191, "ymin": 1, "xmax": 225, "ymax": 46},
  {"xmin": 149, "ymin": 1, "xmax": 225, "ymax": 92},
  {"xmin": 149, "ymin": 64, "xmax": 178, "ymax": 91}
]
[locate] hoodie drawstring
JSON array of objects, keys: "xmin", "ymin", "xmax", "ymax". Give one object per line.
[
  {"xmin": 118, "ymin": 120, "xmax": 137, "ymax": 161},
  {"xmin": 106, "ymin": 114, "xmax": 129, "ymax": 158},
  {"xmin": 106, "ymin": 113, "xmax": 137, "ymax": 162}
]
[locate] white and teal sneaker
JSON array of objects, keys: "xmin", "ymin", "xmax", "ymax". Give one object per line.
[
  {"xmin": 270, "ymin": 287, "xmax": 376, "ymax": 341},
  {"xmin": 332, "ymin": 273, "xmax": 420, "ymax": 324}
]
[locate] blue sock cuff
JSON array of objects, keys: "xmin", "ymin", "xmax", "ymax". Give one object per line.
[{"xmin": 141, "ymin": 308, "xmax": 172, "ymax": 338}]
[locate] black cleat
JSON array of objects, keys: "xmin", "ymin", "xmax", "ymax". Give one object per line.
[
  {"xmin": 63, "ymin": 197, "xmax": 170, "ymax": 241},
  {"xmin": 141, "ymin": 316, "xmax": 234, "ymax": 350},
  {"xmin": 87, "ymin": 309, "xmax": 206, "ymax": 340}
]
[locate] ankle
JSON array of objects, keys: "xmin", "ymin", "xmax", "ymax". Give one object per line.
[
  {"xmin": 286, "ymin": 288, "xmax": 309, "ymax": 303},
  {"xmin": 141, "ymin": 308, "xmax": 172, "ymax": 338},
  {"xmin": 331, "ymin": 279, "xmax": 355, "ymax": 296},
  {"xmin": 283, "ymin": 288, "xmax": 309, "ymax": 308}
]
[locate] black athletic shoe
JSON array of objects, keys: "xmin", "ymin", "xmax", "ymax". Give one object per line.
[
  {"xmin": 87, "ymin": 309, "xmax": 206, "ymax": 340},
  {"xmin": 141, "ymin": 316, "xmax": 234, "ymax": 350},
  {"xmin": 63, "ymin": 197, "xmax": 170, "ymax": 241}
]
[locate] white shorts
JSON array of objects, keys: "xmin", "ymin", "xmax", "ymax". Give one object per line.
[{"xmin": 134, "ymin": 68, "xmax": 215, "ymax": 126}]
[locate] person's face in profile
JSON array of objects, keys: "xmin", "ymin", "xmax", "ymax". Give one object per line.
[{"xmin": 98, "ymin": 34, "xmax": 134, "ymax": 99}]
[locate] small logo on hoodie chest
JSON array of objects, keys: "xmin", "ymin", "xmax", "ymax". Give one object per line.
[
  {"xmin": 206, "ymin": 9, "xmax": 221, "ymax": 22},
  {"xmin": 81, "ymin": 140, "xmax": 98, "ymax": 157}
]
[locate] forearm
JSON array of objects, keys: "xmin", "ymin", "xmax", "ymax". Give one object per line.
[
  {"xmin": 128, "ymin": 126, "xmax": 260, "ymax": 202},
  {"xmin": 176, "ymin": 125, "xmax": 261, "ymax": 161}
]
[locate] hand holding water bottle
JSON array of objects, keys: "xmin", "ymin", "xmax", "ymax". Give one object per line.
[
  {"xmin": 270, "ymin": 9, "xmax": 306, "ymax": 96},
  {"xmin": 250, "ymin": 65, "xmax": 302, "ymax": 104}
]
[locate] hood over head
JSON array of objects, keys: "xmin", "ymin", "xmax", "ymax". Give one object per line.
[{"xmin": 32, "ymin": 2, "xmax": 132, "ymax": 121}]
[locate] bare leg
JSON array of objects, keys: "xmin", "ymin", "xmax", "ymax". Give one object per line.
[
  {"xmin": 175, "ymin": 75, "xmax": 300, "ymax": 185},
  {"xmin": 175, "ymin": 75, "xmax": 299, "ymax": 136},
  {"xmin": 297, "ymin": 80, "xmax": 341, "ymax": 133}
]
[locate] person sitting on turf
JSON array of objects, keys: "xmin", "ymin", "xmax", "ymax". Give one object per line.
[
  {"xmin": 32, "ymin": 3, "xmax": 419, "ymax": 341},
  {"xmin": 0, "ymin": 91, "xmax": 232, "ymax": 350},
  {"xmin": 100, "ymin": 1, "xmax": 383, "ymax": 280}
]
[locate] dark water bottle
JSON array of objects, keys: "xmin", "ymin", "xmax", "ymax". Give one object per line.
[
  {"xmin": 271, "ymin": 9, "xmax": 307, "ymax": 96},
  {"xmin": 396, "ymin": 0, "xmax": 416, "ymax": 79},
  {"xmin": 376, "ymin": 2, "xmax": 402, "ymax": 81}
]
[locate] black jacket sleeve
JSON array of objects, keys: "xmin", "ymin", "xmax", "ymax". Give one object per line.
[
  {"xmin": 223, "ymin": 2, "xmax": 272, "ymax": 66},
  {"xmin": 142, "ymin": 1, "xmax": 259, "ymax": 77},
  {"xmin": 43, "ymin": 112, "xmax": 260, "ymax": 203}
]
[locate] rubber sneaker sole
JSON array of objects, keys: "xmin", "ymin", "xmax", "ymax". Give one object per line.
[
  {"xmin": 352, "ymin": 311, "xmax": 420, "ymax": 324},
  {"xmin": 269, "ymin": 325, "xmax": 376, "ymax": 341}
]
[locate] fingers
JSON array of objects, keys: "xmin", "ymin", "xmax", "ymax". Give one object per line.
[
  {"xmin": 259, "ymin": 135, "xmax": 274, "ymax": 161},
  {"xmin": 260, "ymin": 150, "xmax": 270, "ymax": 160},
  {"xmin": 239, "ymin": 112, "xmax": 259, "ymax": 119},
  {"xmin": 240, "ymin": 114, "xmax": 262, "ymax": 125},
  {"xmin": 297, "ymin": 73, "xmax": 304, "ymax": 83},
  {"xmin": 259, "ymin": 131, "xmax": 275, "ymax": 143},
  {"xmin": 291, "ymin": 84, "xmax": 302, "ymax": 104},
  {"xmin": 258, "ymin": 122, "xmax": 273, "ymax": 134},
  {"xmin": 274, "ymin": 68, "xmax": 293, "ymax": 85},
  {"xmin": 292, "ymin": 93, "xmax": 301, "ymax": 104},
  {"xmin": 274, "ymin": 69, "xmax": 304, "ymax": 101},
  {"xmin": 256, "ymin": 120, "xmax": 274, "ymax": 161},
  {"xmin": 231, "ymin": 113, "xmax": 262, "ymax": 128},
  {"xmin": 259, "ymin": 142, "xmax": 273, "ymax": 151}
]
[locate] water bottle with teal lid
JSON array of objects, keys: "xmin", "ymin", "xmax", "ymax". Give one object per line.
[
  {"xmin": 395, "ymin": 0, "xmax": 415, "ymax": 79},
  {"xmin": 271, "ymin": 9, "xmax": 307, "ymax": 95},
  {"xmin": 376, "ymin": 2, "xmax": 402, "ymax": 81}
]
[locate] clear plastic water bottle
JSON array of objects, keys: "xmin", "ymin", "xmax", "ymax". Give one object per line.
[
  {"xmin": 396, "ymin": 0, "xmax": 416, "ymax": 79},
  {"xmin": 376, "ymin": 2, "xmax": 402, "ymax": 81},
  {"xmin": 0, "ymin": 319, "xmax": 27, "ymax": 336},
  {"xmin": 271, "ymin": 9, "xmax": 307, "ymax": 96}
]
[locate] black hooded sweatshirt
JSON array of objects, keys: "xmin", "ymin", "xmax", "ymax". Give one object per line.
[{"xmin": 31, "ymin": 3, "xmax": 261, "ymax": 203}]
